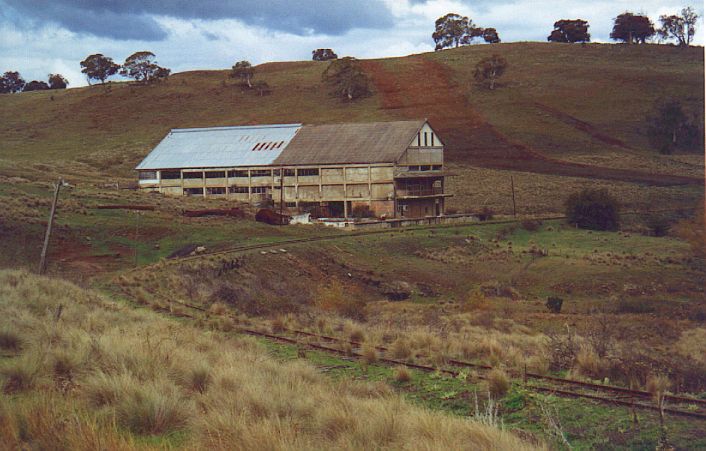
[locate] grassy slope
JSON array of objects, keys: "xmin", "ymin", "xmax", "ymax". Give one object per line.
[
  {"xmin": 0, "ymin": 269, "xmax": 539, "ymax": 450},
  {"xmin": 0, "ymin": 43, "xmax": 702, "ymax": 182}
]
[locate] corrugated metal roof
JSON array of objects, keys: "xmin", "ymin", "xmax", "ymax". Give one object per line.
[
  {"xmin": 274, "ymin": 120, "xmax": 425, "ymax": 166},
  {"xmin": 135, "ymin": 124, "xmax": 302, "ymax": 170}
]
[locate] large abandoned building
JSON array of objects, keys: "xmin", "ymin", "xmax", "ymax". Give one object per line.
[{"xmin": 136, "ymin": 120, "xmax": 450, "ymax": 218}]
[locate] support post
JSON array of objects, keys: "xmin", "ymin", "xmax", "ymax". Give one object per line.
[
  {"xmin": 38, "ymin": 179, "xmax": 62, "ymax": 275},
  {"xmin": 279, "ymin": 167, "xmax": 285, "ymax": 224},
  {"xmin": 510, "ymin": 175, "xmax": 517, "ymax": 218}
]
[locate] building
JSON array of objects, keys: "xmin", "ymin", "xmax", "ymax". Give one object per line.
[{"xmin": 136, "ymin": 120, "xmax": 451, "ymax": 218}]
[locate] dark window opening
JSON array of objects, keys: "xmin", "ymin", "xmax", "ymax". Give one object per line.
[
  {"xmin": 229, "ymin": 170, "xmax": 249, "ymax": 177},
  {"xmin": 183, "ymin": 171, "xmax": 203, "ymax": 179},
  {"xmin": 229, "ymin": 186, "xmax": 248, "ymax": 194},
  {"xmin": 251, "ymin": 186, "xmax": 267, "ymax": 194},
  {"xmin": 283, "ymin": 169, "xmax": 295, "ymax": 176},
  {"xmin": 417, "ymin": 133, "xmax": 421, "ymax": 147},
  {"xmin": 160, "ymin": 170, "xmax": 181, "ymax": 180},
  {"xmin": 139, "ymin": 171, "xmax": 157, "ymax": 180},
  {"xmin": 420, "ymin": 165, "xmax": 431, "ymax": 171},
  {"xmin": 432, "ymin": 165, "xmax": 442, "ymax": 170},
  {"xmin": 298, "ymin": 168, "xmax": 319, "ymax": 177},
  {"xmin": 285, "ymin": 202, "xmax": 297, "ymax": 208},
  {"xmin": 205, "ymin": 171, "xmax": 225, "ymax": 178},
  {"xmin": 431, "ymin": 134, "xmax": 435, "ymax": 146},
  {"xmin": 408, "ymin": 165, "xmax": 420, "ymax": 171},
  {"xmin": 183, "ymin": 187, "xmax": 203, "ymax": 195},
  {"xmin": 207, "ymin": 187, "xmax": 226, "ymax": 195},
  {"xmin": 251, "ymin": 169, "xmax": 271, "ymax": 177}
]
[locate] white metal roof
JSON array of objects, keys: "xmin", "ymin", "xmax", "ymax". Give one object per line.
[{"xmin": 135, "ymin": 124, "xmax": 302, "ymax": 170}]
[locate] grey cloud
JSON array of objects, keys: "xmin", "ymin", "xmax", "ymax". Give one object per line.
[{"xmin": 1, "ymin": 0, "xmax": 394, "ymax": 40}]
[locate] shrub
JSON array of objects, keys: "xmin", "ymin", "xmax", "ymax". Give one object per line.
[
  {"xmin": 574, "ymin": 346, "xmax": 604, "ymax": 379},
  {"xmin": 389, "ymin": 338, "xmax": 412, "ymax": 360},
  {"xmin": 394, "ymin": 366, "xmax": 411, "ymax": 383},
  {"xmin": 487, "ymin": 368, "xmax": 510, "ymax": 398},
  {"xmin": 477, "ymin": 206, "xmax": 495, "ymax": 221},
  {"xmin": 564, "ymin": 189, "xmax": 620, "ymax": 231},
  {"xmin": 645, "ymin": 215, "xmax": 671, "ymax": 237},
  {"xmin": 545, "ymin": 297, "xmax": 563, "ymax": 314},
  {"xmin": 361, "ymin": 344, "xmax": 378, "ymax": 365},
  {"xmin": 0, "ymin": 328, "xmax": 22, "ymax": 352},
  {"xmin": 116, "ymin": 384, "xmax": 193, "ymax": 435},
  {"xmin": 2, "ymin": 357, "xmax": 39, "ymax": 393}
]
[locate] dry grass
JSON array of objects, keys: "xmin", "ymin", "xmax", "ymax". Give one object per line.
[
  {"xmin": 487, "ymin": 368, "xmax": 511, "ymax": 399},
  {"xmin": 0, "ymin": 269, "xmax": 540, "ymax": 450},
  {"xmin": 394, "ymin": 366, "xmax": 412, "ymax": 383}
]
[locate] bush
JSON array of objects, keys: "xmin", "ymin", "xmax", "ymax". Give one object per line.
[
  {"xmin": 389, "ymin": 338, "xmax": 412, "ymax": 360},
  {"xmin": 477, "ymin": 206, "xmax": 495, "ymax": 221},
  {"xmin": 116, "ymin": 384, "xmax": 193, "ymax": 435},
  {"xmin": 394, "ymin": 366, "xmax": 411, "ymax": 383},
  {"xmin": 545, "ymin": 297, "xmax": 563, "ymax": 314},
  {"xmin": 487, "ymin": 368, "xmax": 510, "ymax": 398},
  {"xmin": 645, "ymin": 215, "xmax": 671, "ymax": 237},
  {"xmin": 0, "ymin": 328, "xmax": 22, "ymax": 352},
  {"xmin": 564, "ymin": 189, "xmax": 620, "ymax": 231}
]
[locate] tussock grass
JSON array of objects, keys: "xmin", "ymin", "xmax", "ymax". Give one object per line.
[
  {"xmin": 487, "ymin": 368, "xmax": 510, "ymax": 399},
  {"xmin": 0, "ymin": 269, "xmax": 539, "ymax": 450},
  {"xmin": 0, "ymin": 327, "xmax": 22, "ymax": 352}
]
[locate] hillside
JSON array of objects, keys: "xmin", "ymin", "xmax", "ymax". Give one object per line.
[{"xmin": 0, "ymin": 43, "xmax": 703, "ymax": 215}]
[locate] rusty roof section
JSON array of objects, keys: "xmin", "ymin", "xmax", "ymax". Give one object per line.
[{"xmin": 273, "ymin": 120, "xmax": 426, "ymax": 166}]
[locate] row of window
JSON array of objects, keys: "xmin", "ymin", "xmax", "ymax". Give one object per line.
[
  {"xmin": 158, "ymin": 168, "xmax": 319, "ymax": 179},
  {"xmin": 416, "ymin": 131, "xmax": 436, "ymax": 147},
  {"xmin": 407, "ymin": 165, "xmax": 442, "ymax": 171},
  {"xmin": 251, "ymin": 141, "xmax": 285, "ymax": 151},
  {"xmin": 183, "ymin": 186, "xmax": 269, "ymax": 196}
]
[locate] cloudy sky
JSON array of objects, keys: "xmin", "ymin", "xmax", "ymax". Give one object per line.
[{"xmin": 1, "ymin": 0, "xmax": 702, "ymax": 87}]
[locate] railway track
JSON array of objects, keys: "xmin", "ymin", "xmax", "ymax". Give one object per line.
[{"xmin": 150, "ymin": 295, "xmax": 706, "ymax": 421}]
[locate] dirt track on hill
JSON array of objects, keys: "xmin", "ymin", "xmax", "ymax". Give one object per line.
[{"xmin": 361, "ymin": 57, "xmax": 703, "ymax": 187}]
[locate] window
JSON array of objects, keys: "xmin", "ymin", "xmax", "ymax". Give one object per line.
[
  {"xmin": 408, "ymin": 165, "xmax": 420, "ymax": 171},
  {"xmin": 285, "ymin": 202, "xmax": 296, "ymax": 208},
  {"xmin": 424, "ymin": 132, "xmax": 428, "ymax": 147},
  {"xmin": 183, "ymin": 171, "xmax": 203, "ymax": 179},
  {"xmin": 283, "ymin": 169, "xmax": 295, "ymax": 176},
  {"xmin": 207, "ymin": 187, "xmax": 226, "ymax": 195},
  {"xmin": 183, "ymin": 187, "xmax": 203, "ymax": 196},
  {"xmin": 432, "ymin": 165, "xmax": 442, "ymax": 170},
  {"xmin": 431, "ymin": 133, "xmax": 435, "ymax": 146},
  {"xmin": 228, "ymin": 170, "xmax": 248, "ymax": 177},
  {"xmin": 229, "ymin": 186, "xmax": 248, "ymax": 194},
  {"xmin": 139, "ymin": 171, "xmax": 157, "ymax": 180},
  {"xmin": 251, "ymin": 169, "xmax": 271, "ymax": 177},
  {"xmin": 160, "ymin": 170, "xmax": 181, "ymax": 180},
  {"xmin": 420, "ymin": 165, "xmax": 431, "ymax": 171},
  {"xmin": 205, "ymin": 171, "xmax": 225, "ymax": 178},
  {"xmin": 298, "ymin": 168, "xmax": 319, "ymax": 177},
  {"xmin": 251, "ymin": 186, "xmax": 267, "ymax": 194},
  {"xmin": 416, "ymin": 133, "xmax": 421, "ymax": 147}
]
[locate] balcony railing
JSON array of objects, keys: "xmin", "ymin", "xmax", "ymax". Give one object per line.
[{"xmin": 397, "ymin": 187, "xmax": 444, "ymax": 197}]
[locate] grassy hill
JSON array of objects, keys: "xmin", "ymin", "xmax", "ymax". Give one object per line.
[{"xmin": 0, "ymin": 43, "xmax": 702, "ymax": 214}]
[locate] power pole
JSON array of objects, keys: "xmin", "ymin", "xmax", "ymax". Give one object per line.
[
  {"xmin": 38, "ymin": 179, "xmax": 63, "ymax": 275},
  {"xmin": 510, "ymin": 175, "xmax": 517, "ymax": 218}
]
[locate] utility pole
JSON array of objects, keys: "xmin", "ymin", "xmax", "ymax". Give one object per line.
[
  {"xmin": 134, "ymin": 211, "xmax": 140, "ymax": 267},
  {"xmin": 38, "ymin": 179, "xmax": 63, "ymax": 275},
  {"xmin": 510, "ymin": 175, "xmax": 517, "ymax": 218}
]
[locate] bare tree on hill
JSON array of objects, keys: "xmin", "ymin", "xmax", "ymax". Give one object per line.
[{"xmin": 658, "ymin": 7, "xmax": 699, "ymax": 46}]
